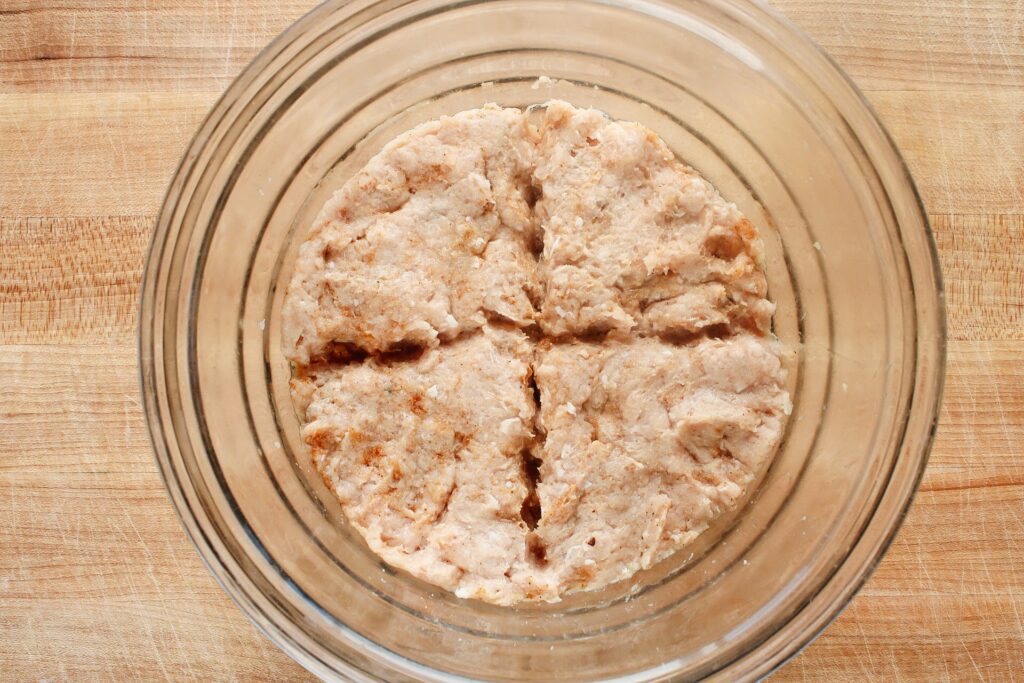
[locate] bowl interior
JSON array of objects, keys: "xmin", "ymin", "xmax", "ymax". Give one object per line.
[{"xmin": 141, "ymin": 0, "xmax": 944, "ymax": 680}]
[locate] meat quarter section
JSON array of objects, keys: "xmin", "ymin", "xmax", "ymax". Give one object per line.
[
  {"xmin": 529, "ymin": 335, "xmax": 789, "ymax": 596},
  {"xmin": 296, "ymin": 328, "xmax": 543, "ymax": 605},
  {"xmin": 534, "ymin": 101, "xmax": 774, "ymax": 341},
  {"xmin": 282, "ymin": 106, "xmax": 539, "ymax": 366}
]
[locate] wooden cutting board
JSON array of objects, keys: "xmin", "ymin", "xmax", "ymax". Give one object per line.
[{"xmin": 1, "ymin": 1, "xmax": 1021, "ymax": 679}]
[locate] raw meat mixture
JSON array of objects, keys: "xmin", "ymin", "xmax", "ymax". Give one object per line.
[{"xmin": 283, "ymin": 101, "xmax": 790, "ymax": 605}]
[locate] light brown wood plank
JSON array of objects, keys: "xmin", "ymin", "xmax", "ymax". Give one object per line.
[
  {"xmin": 0, "ymin": 216, "xmax": 151, "ymax": 344},
  {"xmin": 932, "ymin": 214, "xmax": 1024, "ymax": 342},
  {"xmin": 3, "ymin": 89, "xmax": 1020, "ymax": 219},
  {"xmin": 867, "ymin": 89, "xmax": 1024, "ymax": 215},
  {"xmin": 0, "ymin": 1, "xmax": 316, "ymax": 94},
  {"xmin": 0, "ymin": 343, "xmax": 311, "ymax": 681},
  {"xmin": 0, "ymin": 91, "xmax": 215, "ymax": 217},
  {"xmin": 771, "ymin": 0, "xmax": 1024, "ymax": 92},
  {"xmin": 2, "ymin": 77, "xmax": 1023, "ymax": 221},
  {"xmin": 1, "ymin": 340, "xmax": 1020, "ymax": 679},
  {"xmin": 5, "ymin": 2, "xmax": 1022, "ymax": 95},
  {"xmin": 780, "ymin": 340, "xmax": 1024, "ymax": 681},
  {"xmin": 3, "ymin": 212, "xmax": 1015, "ymax": 347}
]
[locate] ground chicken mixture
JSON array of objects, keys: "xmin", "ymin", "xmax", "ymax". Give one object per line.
[{"xmin": 283, "ymin": 101, "xmax": 790, "ymax": 605}]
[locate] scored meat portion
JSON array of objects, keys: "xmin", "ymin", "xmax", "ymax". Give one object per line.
[
  {"xmin": 533, "ymin": 101, "xmax": 774, "ymax": 341},
  {"xmin": 298, "ymin": 328, "xmax": 542, "ymax": 605},
  {"xmin": 282, "ymin": 105, "xmax": 539, "ymax": 365},
  {"xmin": 284, "ymin": 99, "xmax": 791, "ymax": 605},
  {"xmin": 529, "ymin": 336, "xmax": 790, "ymax": 595}
]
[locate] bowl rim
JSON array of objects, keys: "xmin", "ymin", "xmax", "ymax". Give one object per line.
[{"xmin": 138, "ymin": 0, "xmax": 947, "ymax": 680}]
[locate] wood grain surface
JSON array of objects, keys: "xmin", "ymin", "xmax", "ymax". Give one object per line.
[{"xmin": 1, "ymin": 1, "xmax": 1021, "ymax": 680}]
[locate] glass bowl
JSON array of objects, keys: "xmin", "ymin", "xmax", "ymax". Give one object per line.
[{"xmin": 139, "ymin": 0, "xmax": 945, "ymax": 680}]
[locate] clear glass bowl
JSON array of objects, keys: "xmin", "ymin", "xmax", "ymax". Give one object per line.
[{"xmin": 139, "ymin": 0, "xmax": 945, "ymax": 680}]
